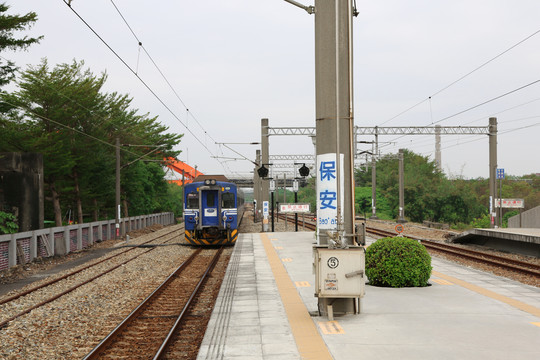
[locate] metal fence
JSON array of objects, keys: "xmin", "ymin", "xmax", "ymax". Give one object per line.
[{"xmin": 0, "ymin": 212, "xmax": 175, "ymax": 271}]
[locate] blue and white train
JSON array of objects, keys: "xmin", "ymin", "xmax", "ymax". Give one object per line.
[{"xmin": 183, "ymin": 176, "xmax": 244, "ymax": 246}]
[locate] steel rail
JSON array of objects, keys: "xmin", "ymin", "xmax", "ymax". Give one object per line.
[
  {"xmin": 0, "ymin": 224, "xmax": 184, "ymax": 306},
  {"xmin": 421, "ymin": 241, "xmax": 540, "ymax": 278},
  {"xmin": 365, "ymin": 227, "xmax": 540, "ymax": 278},
  {"xmin": 277, "ymin": 213, "xmax": 316, "ymax": 231},
  {"xmin": 422, "ymin": 240, "xmax": 540, "ymax": 272},
  {"xmin": 83, "ymin": 248, "xmax": 203, "ymax": 360},
  {"xmin": 153, "ymin": 247, "xmax": 224, "ymax": 359},
  {"xmin": 0, "ymin": 227, "xmax": 184, "ymax": 329}
]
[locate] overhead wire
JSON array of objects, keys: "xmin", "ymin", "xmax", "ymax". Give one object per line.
[
  {"xmin": 435, "ymin": 122, "xmax": 540, "ymax": 152},
  {"xmin": 463, "ymin": 97, "xmax": 540, "ymax": 125},
  {"xmin": 379, "ymin": 26, "xmax": 540, "ymax": 126},
  {"xmin": 61, "ymin": 0, "xmax": 227, "ymax": 173},
  {"xmin": 1, "ymin": 99, "xmax": 144, "ymax": 159},
  {"xmin": 107, "ymin": 0, "xmax": 226, "ymax": 160},
  {"xmin": 379, "ymin": 79, "xmax": 540, "ymax": 153},
  {"xmin": 110, "ymin": 0, "xmax": 253, "ymax": 176},
  {"xmin": 0, "ymin": 56, "xmax": 175, "ymax": 165},
  {"xmin": 431, "ymin": 79, "xmax": 540, "ymax": 125}
]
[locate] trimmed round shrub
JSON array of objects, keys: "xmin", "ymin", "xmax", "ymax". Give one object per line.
[{"xmin": 366, "ymin": 237, "xmax": 432, "ymax": 287}]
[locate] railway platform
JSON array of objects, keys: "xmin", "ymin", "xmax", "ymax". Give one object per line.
[
  {"xmin": 450, "ymin": 227, "xmax": 540, "ymax": 257},
  {"xmin": 198, "ymin": 231, "xmax": 540, "ymax": 360}
]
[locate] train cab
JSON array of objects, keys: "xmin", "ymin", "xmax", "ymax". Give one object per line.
[{"xmin": 183, "ymin": 176, "xmax": 243, "ymax": 246}]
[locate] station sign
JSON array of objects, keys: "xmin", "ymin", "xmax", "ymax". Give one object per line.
[
  {"xmin": 316, "ymin": 153, "xmax": 344, "ymax": 232},
  {"xmin": 495, "ymin": 198, "xmax": 524, "ymax": 208},
  {"xmin": 293, "ymin": 179, "xmax": 299, "ymax": 192},
  {"xmin": 263, "ymin": 201, "xmax": 269, "ymax": 217},
  {"xmin": 279, "ymin": 203, "xmax": 310, "ymax": 213}
]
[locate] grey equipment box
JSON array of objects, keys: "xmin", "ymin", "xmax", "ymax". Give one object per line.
[{"xmin": 314, "ymin": 246, "xmax": 365, "ymax": 298}]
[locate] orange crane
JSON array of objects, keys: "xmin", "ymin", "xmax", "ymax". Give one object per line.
[{"xmin": 163, "ymin": 157, "xmax": 203, "ymax": 185}]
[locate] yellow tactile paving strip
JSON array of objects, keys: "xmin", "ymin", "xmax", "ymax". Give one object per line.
[
  {"xmin": 431, "ymin": 278, "xmax": 454, "ymax": 285},
  {"xmin": 432, "ymin": 270, "xmax": 540, "ymax": 318},
  {"xmin": 260, "ymin": 233, "xmax": 333, "ymax": 360}
]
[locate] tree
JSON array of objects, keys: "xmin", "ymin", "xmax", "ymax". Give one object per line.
[
  {"xmin": 354, "ymin": 187, "xmax": 371, "ymax": 219},
  {"xmin": 297, "ymin": 177, "xmax": 316, "ymax": 214},
  {"xmin": 357, "ymin": 150, "xmax": 488, "ymax": 225},
  {"xmin": 0, "ymin": 2, "xmax": 42, "ymax": 86},
  {"xmin": 1, "ymin": 59, "xmax": 182, "ymax": 225}
]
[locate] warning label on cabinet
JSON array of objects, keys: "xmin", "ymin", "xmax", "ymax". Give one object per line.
[{"xmin": 324, "ymin": 279, "xmax": 338, "ymax": 291}]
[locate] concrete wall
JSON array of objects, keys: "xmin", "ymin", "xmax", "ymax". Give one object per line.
[
  {"xmin": 0, "ymin": 153, "xmax": 44, "ymax": 231},
  {"xmin": 508, "ymin": 205, "xmax": 540, "ymax": 228}
]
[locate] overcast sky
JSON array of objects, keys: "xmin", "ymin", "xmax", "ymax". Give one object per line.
[{"xmin": 6, "ymin": 1, "xmax": 540, "ymax": 180}]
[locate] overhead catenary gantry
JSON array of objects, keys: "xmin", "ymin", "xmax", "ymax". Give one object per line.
[
  {"xmin": 265, "ymin": 124, "xmax": 491, "ymax": 170},
  {"xmin": 262, "ymin": 120, "xmax": 498, "ymax": 224},
  {"xmin": 269, "ymin": 154, "xmax": 315, "ymax": 161},
  {"xmin": 267, "ymin": 125, "xmax": 489, "ymax": 136}
]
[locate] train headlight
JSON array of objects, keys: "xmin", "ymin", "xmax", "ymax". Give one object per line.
[{"xmin": 223, "ymin": 215, "xmax": 227, "ymax": 222}]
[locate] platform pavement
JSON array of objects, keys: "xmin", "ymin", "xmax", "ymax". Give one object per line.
[{"xmin": 198, "ymin": 231, "xmax": 540, "ymax": 360}]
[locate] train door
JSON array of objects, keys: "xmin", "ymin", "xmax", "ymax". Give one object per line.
[{"xmin": 201, "ymin": 190, "xmax": 219, "ymax": 226}]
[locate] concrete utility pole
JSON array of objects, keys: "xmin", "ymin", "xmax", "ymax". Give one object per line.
[
  {"xmin": 371, "ymin": 154, "xmax": 378, "ymax": 219},
  {"xmin": 254, "ymin": 150, "xmax": 261, "ymax": 222},
  {"xmin": 370, "ymin": 129, "xmax": 379, "ymax": 219},
  {"xmin": 313, "ymin": 0, "xmax": 362, "ymax": 318},
  {"xmin": 435, "ymin": 125, "xmax": 442, "ymax": 171},
  {"xmin": 489, "ymin": 117, "xmax": 498, "ymax": 228},
  {"xmin": 397, "ymin": 149, "xmax": 406, "ymax": 223},
  {"xmin": 283, "ymin": 173, "xmax": 287, "ymax": 202},
  {"xmin": 261, "ymin": 118, "xmax": 270, "ymax": 231},
  {"xmin": 115, "ymin": 138, "xmax": 121, "ymax": 239},
  {"xmin": 315, "ymin": 0, "xmax": 356, "ymax": 244}
]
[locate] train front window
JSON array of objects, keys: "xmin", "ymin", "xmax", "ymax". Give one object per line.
[
  {"xmin": 206, "ymin": 192, "xmax": 216, "ymax": 207},
  {"xmin": 222, "ymin": 192, "xmax": 235, "ymax": 208},
  {"xmin": 187, "ymin": 192, "xmax": 199, "ymax": 209}
]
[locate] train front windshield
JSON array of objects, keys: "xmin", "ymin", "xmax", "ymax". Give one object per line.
[
  {"xmin": 186, "ymin": 192, "xmax": 199, "ymax": 209},
  {"xmin": 222, "ymin": 192, "xmax": 235, "ymax": 208}
]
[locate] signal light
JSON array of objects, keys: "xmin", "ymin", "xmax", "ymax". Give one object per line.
[
  {"xmin": 299, "ymin": 163, "xmax": 310, "ymax": 177},
  {"xmin": 257, "ymin": 165, "xmax": 269, "ymax": 178}
]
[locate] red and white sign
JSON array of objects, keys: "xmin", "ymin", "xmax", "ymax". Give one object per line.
[
  {"xmin": 279, "ymin": 203, "xmax": 311, "ymax": 213},
  {"xmin": 495, "ymin": 198, "xmax": 525, "ymax": 208}
]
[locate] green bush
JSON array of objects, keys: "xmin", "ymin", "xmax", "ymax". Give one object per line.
[
  {"xmin": 0, "ymin": 211, "xmax": 19, "ymax": 235},
  {"xmin": 366, "ymin": 237, "xmax": 432, "ymax": 287}
]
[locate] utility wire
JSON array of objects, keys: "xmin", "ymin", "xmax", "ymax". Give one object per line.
[
  {"xmin": 463, "ymin": 97, "xmax": 540, "ymax": 125},
  {"xmin": 61, "ymin": 0, "xmax": 221, "ymax": 165},
  {"xmin": 432, "ymin": 79, "xmax": 540, "ymax": 125},
  {"xmin": 434, "ymin": 122, "xmax": 540, "ymax": 152},
  {"xmin": 108, "ymin": 0, "xmax": 220, "ymax": 146},
  {"xmin": 380, "ymin": 27, "xmax": 540, "ymax": 126},
  {"xmin": 0, "ymin": 55, "xmax": 125, "ymax": 133},
  {"xmin": 1, "ymin": 99, "xmax": 145, "ymax": 159},
  {"xmin": 2, "ymin": 56, "xmax": 178, "ymax": 162},
  {"xmin": 382, "ymin": 79, "xmax": 540, "ymax": 147}
]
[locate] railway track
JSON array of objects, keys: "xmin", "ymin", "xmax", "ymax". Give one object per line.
[
  {"xmin": 84, "ymin": 247, "xmax": 224, "ymax": 360},
  {"xmin": 365, "ymin": 227, "xmax": 540, "ymax": 279},
  {"xmin": 0, "ymin": 224, "xmax": 185, "ymax": 329},
  {"xmin": 276, "ymin": 213, "xmax": 316, "ymax": 231},
  {"xmin": 277, "ymin": 215, "xmax": 540, "ymax": 279}
]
